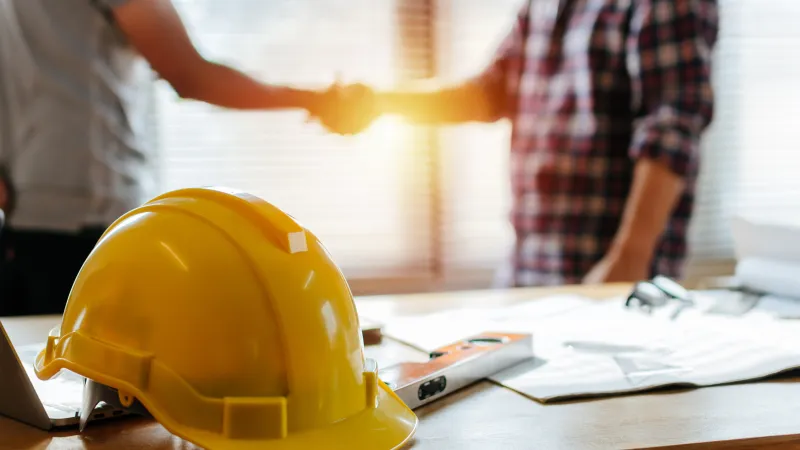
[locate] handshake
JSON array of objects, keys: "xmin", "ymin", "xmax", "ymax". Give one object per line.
[{"xmin": 306, "ymin": 82, "xmax": 381, "ymax": 136}]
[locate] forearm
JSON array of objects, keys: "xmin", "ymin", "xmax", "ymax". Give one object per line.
[
  {"xmin": 108, "ymin": 0, "xmax": 322, "ymax": 111},
  {"xmin": 376, "ymin": 81, "xmax": 506, "ymax": 125},
  {"xmin": 175, "ymin": 60, "xmax": 321, "ymax": 111},
  {"xmin": 609, "ymin": 158, "xmax": 685, "ymax": 261}
]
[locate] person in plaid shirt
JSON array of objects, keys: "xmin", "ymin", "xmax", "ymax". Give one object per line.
[{"xmin": 317, "ymin": 0, "xmax": 719, "ymax": 286}]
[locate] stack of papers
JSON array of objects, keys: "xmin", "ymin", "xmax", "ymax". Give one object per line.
[
  {"xmin": 732, "ymin": 217, "xmax": 800, "ymax": 299},
  {"xmin": 381, "ymin": 295, "xmax": 800, "ymax": 402}
]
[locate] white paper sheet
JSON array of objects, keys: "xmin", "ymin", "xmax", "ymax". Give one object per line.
[
  {"xmin": 383, "ymin": 295, "xmax": 800, "ymax": 402},
  {"xmin": 382, "ymin": 295, "xmax": 602, "ymax": 352},
  {"xmin": 15, "ymin": 344, "xmax": 85, "ymax": 410}
]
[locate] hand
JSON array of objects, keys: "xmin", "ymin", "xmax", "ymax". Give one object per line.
[
  {"xmin": 309, "ymin": 82, "xmax": 378, "ymax": 135},
  {"xmin": 582, "ymin": 247, "xmax": 651, "ymax": 285}
]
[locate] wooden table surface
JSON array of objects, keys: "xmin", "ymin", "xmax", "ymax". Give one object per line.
[{"xmin": 3, "ymin": 283, "xmax": 800, "ymax": 449}]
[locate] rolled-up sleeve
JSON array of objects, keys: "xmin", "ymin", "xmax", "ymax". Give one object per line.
[
  {"xmin": 626, "ymin": 0, "xmax": 719, "ymax": 177},
  {"xmin": 470, "ymin": 2, "xmax": 531, "ymax": 119}
]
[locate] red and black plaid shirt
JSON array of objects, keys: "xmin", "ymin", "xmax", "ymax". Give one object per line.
[{"xmin": 480, "ymin": 0, "xmax": 718, "ymax": 286}]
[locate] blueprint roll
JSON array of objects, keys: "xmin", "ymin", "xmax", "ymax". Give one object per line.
[{"xmin": 735, "ymin": 257, "xmax": 800, "ymax": 300}]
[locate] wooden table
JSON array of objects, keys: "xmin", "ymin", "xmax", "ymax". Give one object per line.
[{"xmin": 4, "ymin": 283, "xmax": 800, "ymax": 449}]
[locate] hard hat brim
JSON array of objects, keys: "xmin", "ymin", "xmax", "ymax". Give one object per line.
[
  {"xmin": 35, "ymin": 328, "xmax": 418, "ymax": 450},
  {"xmin": 37, "ymin": 349, "xmax": 417, "ymax": 450},
  {"xmin": 174, "ymin": 380, "xmax": 419, "ymax": 450}
]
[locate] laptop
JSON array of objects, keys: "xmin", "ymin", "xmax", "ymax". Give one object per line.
[{"xmin": 0, "ymin": 320, "xmax": 127, "ymax": 430}]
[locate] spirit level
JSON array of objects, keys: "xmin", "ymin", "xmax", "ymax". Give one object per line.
[{"xmin": 379, "ymin": 332, "xmax": 533, "ymax": 410}]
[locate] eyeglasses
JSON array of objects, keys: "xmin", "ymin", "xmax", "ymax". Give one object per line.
[{"xmin": 625, "ymin": 275, "xmax": 695, "ymax": 319}]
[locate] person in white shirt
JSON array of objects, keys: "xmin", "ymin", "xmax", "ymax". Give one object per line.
[{"xmin": 0, "ymin": 0, "xmax": 370, "ymax": 315}]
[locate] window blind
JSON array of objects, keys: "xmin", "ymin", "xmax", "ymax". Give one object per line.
[
  {"xmin": 685, "ymin": 0, "xmax": 800, "ymax": 277},
  {"xmin": 154, "ymin": 0, "xmax": 436, "ymax": 283},
  {"xmin": 434, "ymin": 0, "xmax": 522, "ymax": 284}
]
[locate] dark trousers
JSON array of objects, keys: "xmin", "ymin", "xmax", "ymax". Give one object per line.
[{"xmin": 0, "ymin": 227, "xmax": 105, "ymax": 316}]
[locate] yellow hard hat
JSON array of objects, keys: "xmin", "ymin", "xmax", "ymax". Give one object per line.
[{"xmin": 33, "ymin": 187, "xmax": 417, "ymax": 449}]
